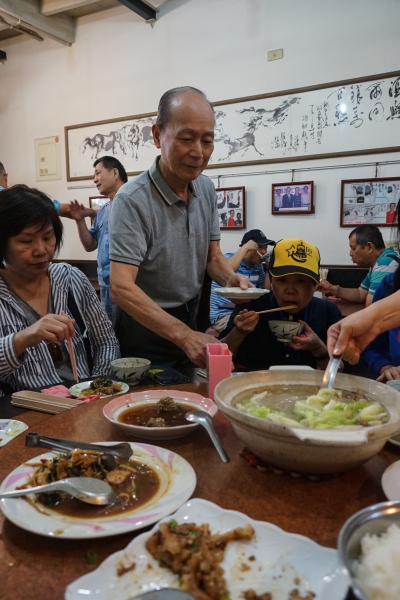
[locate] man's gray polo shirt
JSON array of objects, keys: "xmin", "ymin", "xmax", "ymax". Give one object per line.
[{"xmin": 109, "ymin": 158, "xmax": 221, "ymax": 309}]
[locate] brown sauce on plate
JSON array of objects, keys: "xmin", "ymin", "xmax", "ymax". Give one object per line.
[
  {"xmin": 49, "ymin": 459, "xmax": 160, "ymax": 518},
  {"xmin": 119, "ymin": 402, "xmax": 195, "ymax": 427}
]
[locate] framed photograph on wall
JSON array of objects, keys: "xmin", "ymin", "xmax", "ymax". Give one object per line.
[
  {"xmin": 272, "ymin": 181, "xmax": 314, "ymax": 215},
  {"xmin": 216, "ymin": 186, "xmax": 246, "ymax": 229},
  {"xmin": 340, "ymin": 177, "xmax": 400, "ymax": 227},
  {"xmin": 89, "ymin": 196, "xmax": 109, "ymax": 224}
]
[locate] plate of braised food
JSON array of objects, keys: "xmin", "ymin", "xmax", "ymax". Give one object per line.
[{"xmin": 69, "ymin": 378, "xmax": 129, "ymax": 398}]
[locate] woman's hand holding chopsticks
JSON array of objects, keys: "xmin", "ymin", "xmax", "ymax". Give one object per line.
[{"xmin": 13, "ymin": 314, "xmax": 76, "ymax": 356}]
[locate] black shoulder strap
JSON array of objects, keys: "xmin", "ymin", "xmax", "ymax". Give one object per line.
[{"xmin": 67, "ymin": 290, "xmax": 93, "ymax": 374}]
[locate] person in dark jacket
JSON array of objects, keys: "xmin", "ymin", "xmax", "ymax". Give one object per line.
[{"xmin": 221, "ymin": 238, "xmax": 342, "ymax": 370}]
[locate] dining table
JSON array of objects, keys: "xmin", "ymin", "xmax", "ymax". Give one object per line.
[{"xmin": 0, "ymin": 370, "xmax": 399, "ymax": 600}]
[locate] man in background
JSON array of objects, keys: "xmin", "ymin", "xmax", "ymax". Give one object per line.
[
  {"xmin": 386, "ymin": 202, "xmax": 398, "ymax": 224},
  {"xmin": 209, "ymin": 229, "xmax": 275, "ymax": 332},
  {"xmin": 319, "ymin": 224, "xmax": 399, "ymax": 306},
  {"xmin": 0, "ymin": 162, "xmax": 8, "ymax": 190},
  {"xmin": 282, "ymin": 186, "xmax": 294, "ymax": 208},
  {"xmin": 69, "ymin": 156, "xmax": 127, "ymax": 320}
]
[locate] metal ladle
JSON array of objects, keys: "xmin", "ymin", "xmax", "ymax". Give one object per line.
[
  {"xmin": 184, "ymin": 410, "xmax": 229, "ymax": 463},
  {"xmin": 321, "ymin": 354, "xmax": 343, "ymax": 389},
  {"xmin": 0, "ymin": 477, "xmax": 117, "ymax": 505}
]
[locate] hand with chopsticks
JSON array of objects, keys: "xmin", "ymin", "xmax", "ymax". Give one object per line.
[
  {"xmin": 233, "ymin": 309, "xmax": 259, "ymax": 333},
  {"xmin": 13, "ymin": 314, "xmax": 76, "ymax": 357}
]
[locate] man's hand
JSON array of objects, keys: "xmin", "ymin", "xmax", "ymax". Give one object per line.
[
  {"xmin": 69, "ymin": 200, "xmax": 88, "ymax": 222},
  {"xmin": 226, "ymin": 272, "xmax": 254, "ymax": 289},
  {"xmin": 290, "ymin": 321, "xmax": 326, "ymax": 354},
  {"xmin": 13, "ymin": 314, "xmax": 76, "ymax": 356},
  {"xmin": 377, "ymin": 365, "xmax": 400, "ymax": 382},
  {"xmin": 234, "ymin": 309, "xmax": 259, "ymax": 333},
  {"xmin": 318, "ymin": 279, "xmax": 336, "ymax": 296},
  {"xmin": 181, "ymin": 331, "xmax": 224, "ymax": 368},
  {"xmin": 243, "ymin": 240, "xmax": 258, "ymax": 254}
]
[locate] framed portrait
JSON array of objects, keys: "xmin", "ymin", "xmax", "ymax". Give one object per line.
[
  {"xmin": 272, "ymin": 181, "xmax": 314, "ymax": 215},
  {"xmin": 216, "ymin": 186, "xmax": 246, "ymax": 229},
  {"xmin": 89, "ymin": 196, "xmax": 109, "ymax": 224},
  {"xmin": 340, "ymin": 177, "xmax": 400, "ymax": 227}
]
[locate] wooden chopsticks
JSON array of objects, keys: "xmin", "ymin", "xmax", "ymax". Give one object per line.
[
  {"xmin": 255, "ymin": 305, "xmax": 297, "ymax": 314},
  {"xmin": 61, "ymin": 311, "xmax": 79, "ymax": 383}
]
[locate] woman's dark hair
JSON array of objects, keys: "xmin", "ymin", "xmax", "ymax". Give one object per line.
[{"xmin": 0, "ymin": 184, "xmax": 63, "ymax": 269}]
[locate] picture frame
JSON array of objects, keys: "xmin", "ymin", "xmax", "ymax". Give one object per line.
[
  {"xmin": 89, "ymin": 196, "xmax": 109, "ymax": 224},
  {"xmin": 340, "ymin": 177, "xmax": 400, "ymax": 227},
  {"xmin": 271, "ymin": 181, "xmax": 314, "ymax": 215},
  {"xmin": 216, "ymin": 186, "xmax": 246, "ymax": 229},
  {"xmin": 65, "ymin": 112, "xmax": 157, "ymax": 181}
]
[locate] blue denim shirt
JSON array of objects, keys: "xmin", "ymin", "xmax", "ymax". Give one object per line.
[{"xmin": 90, "ymin": 201, "xmax": 111, "ymax": 287}]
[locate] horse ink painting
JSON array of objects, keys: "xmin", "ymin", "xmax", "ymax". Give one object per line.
[
  {"xmin": 65, "ymin": 71, "xmax": 400, "ymax": 180},
  {"xmin": 66, "ymin": 113, "xmax": 157, "ymax": 180}
]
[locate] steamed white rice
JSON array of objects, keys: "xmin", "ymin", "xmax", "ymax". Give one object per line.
[{"xmin": 354, "ymin": 523, "xmax": 400, "ymax": 600}]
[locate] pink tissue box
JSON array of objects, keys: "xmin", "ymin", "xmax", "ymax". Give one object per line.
[{"xmin": 207, "ymin": 343, "xmax": 232, "ymax": 401}]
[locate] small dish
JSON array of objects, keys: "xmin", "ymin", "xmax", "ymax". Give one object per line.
[
  {"xmin": 103, "ymin": 390, "xmax": 218, "ymax": 440},
  {"xmin": 382, "ymin": 460, "xmax": 400, "ymax": 500},
  {"xmin": 69, "ymin": 380, "xmax": 129, "ymax": 398},
  {"xmin": 0, "ymin": 419, "xmax": 28, "ymax": 447},
  {"xmin": 110, "ymin": 357, "xmax": 151, "ymax": 386},
  {"xmin": 268, "ymin": 319, "xmax": 303, "ymax": 342},
  {"xmin": 214, "ymin": 287, "xmax": 269, "ymax": 300}
]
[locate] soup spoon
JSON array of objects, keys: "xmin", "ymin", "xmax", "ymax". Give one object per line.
[
  {"xmin": 0, "ymin": 477, "xmax": 117, "ymax": 505},
  {"xmin": 185, "ymin": 410, "xmax": 229, "ymax": 463}
]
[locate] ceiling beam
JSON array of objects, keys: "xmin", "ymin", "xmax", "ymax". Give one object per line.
[
  {"xmin": 117, "ymin": 0, "xmax": 158, "ymax": 21},
  {"xmin": 41, "ymin": 0, "xmax": 97, "ymax": 17},
  {"xmin": 0, "ymin": 0, "xmax": 75, "ymax": 45}
]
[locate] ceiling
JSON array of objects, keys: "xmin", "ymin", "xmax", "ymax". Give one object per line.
[{"xmin": 0, "ymin": 0, "xmax": 171, "ymax": 47}]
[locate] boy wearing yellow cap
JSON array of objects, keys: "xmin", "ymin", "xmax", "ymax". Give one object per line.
[{"xmin": 221, "ymin": 238, "xmax": 342, "ymax": 370}]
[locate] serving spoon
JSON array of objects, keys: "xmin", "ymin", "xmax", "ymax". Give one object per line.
[
  {"xmin": 0, "ymin": 477, "xmax": 117, "ymax": 505},
  {"xmin": 131, "ymin": 591, "xmax": 196, "ymax": 600},
  {"xmin": 321, "ymin": 353, "xmax": 343, "ymax": 389},
  {"xmin": 185, "ymin": 410, "xmax": 229, "ymax": 463}
]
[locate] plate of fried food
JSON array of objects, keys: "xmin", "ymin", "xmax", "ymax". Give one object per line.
[
  {"xmin": 69, "ymin": 377, "xmax": 129, "ymax": 398},
  {"xmin": 0, "ymin": 442, "xmax": 196, "ymax": 539},
  {"xmin": 66, "ymin": 498, "xmax": 350, "ymax": 600}
]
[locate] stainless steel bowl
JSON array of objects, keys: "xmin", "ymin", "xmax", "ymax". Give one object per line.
[{"xmin": 338, "ymin": 500, "xmax": 400, "ymax": 600}]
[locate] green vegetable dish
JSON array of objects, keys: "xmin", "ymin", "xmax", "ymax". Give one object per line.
[{"xmin": 234, "ymin": 385, "xmax": 389, "ymax": 429}]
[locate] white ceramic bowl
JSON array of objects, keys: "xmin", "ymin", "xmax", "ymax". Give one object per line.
[
  {"xmin": 214, "ymin": 370, "xmax": 400, "ymax": 475},
  {"xmin": 338, "ymin": 500, "xmax": 400, "ymax": 600},
  {"xmin": 103, "ymin": 389, "xmax": 218, "ymax": 440},
  {"xmin": 110, "ymin": 357, "xmax": 151, "ymax": 386},
  {"xmin": 268, "ymin": 320, "xmax": 303, "ymax": 342}
]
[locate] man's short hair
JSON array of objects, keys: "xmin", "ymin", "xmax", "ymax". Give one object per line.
[
  {"xmin": 0, "ymin": 162, "xmax": 5, "ymax": 176},
  {"xmin": 349, "ymin": 224, "xmax": 385, "ymax": 249},
  {"xmin": 93, "ymin": 156, "xmax": 128, "ymax": 183},
  {"xmin": 156, "ymin": 86, "xmax": 214, "ymax": 131}
]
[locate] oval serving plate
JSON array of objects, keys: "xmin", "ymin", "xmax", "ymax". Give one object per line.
[
  {"xmin": 0, "ymin": 442, "xmax": 196, "ymax": 539},
  {"xmin": 69, "ymin": 380, "xmax": 129, "ymax": 398}
]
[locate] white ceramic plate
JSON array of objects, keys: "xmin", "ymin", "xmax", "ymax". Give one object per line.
[
  {"xmin": 104, "ymin": 390, "xmax": 218, "ymax": 440},
  {"xmin": 214, "ymin": 287, "xmax": 269, "ymax": 300},
  {"xmin": 382, "ymin": 460, "xmax": 400, "ymax": 500},
  {"xmin": 65, "ymin": 498, "xmax": 350, "ymax": 600},
  {"xmin": 0, "ymin": 442, "xmax": 196, "ymax": 539},
  {"xmin": 0, "ymin": 419, "xmax": 28, "ymax": 447},
  {"xmin": 69, "ymin": 380, "xmax": 129, "ymax": 398}
]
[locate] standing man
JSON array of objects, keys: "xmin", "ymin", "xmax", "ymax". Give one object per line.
[
  {"xmin": 109, "ymin": 86, "xmax": 250, "ymax": 368},
  {"xmin": 282, "ymin": 186, "xmax": 294, "ymax": 208},
  {"xmin": 319, "ymin": 225, "xmax": 399, "ymax": 306},
  {"xmin": 69, "ymin": 156, "xmax": 127, "ymax": 320}
]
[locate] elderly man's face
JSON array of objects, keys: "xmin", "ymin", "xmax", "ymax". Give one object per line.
[{"xmin": 152, "ymin": 93, "xmax": 215, "ymax": 189}]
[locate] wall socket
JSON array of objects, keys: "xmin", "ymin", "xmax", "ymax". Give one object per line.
[{"xmin": 267, "ymin": 48, "xmax": 283, "ymax": 61}]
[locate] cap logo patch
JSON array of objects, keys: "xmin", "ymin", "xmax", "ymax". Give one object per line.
[{"xmin": 286, "ymin": 241, "xmax": 312, "ymax": 264}]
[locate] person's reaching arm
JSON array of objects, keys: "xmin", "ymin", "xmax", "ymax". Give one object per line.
[{"xmin": 69, "ymin": 200, "xmax": 98, "ymax": 252}]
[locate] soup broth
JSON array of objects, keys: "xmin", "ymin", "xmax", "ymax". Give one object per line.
[
  {"xmin": 119, "ymin": 402, "xmax": 196, "ymax": 427},
  {"xmin": 233, "ymin": 385, "xmax": 388, "ymax": 429}
]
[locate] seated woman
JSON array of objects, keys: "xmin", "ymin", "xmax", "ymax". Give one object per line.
[
  {"xmin": 0, "ymin": 185, "xmax": 120, "ymax": 394},
  {"xmin": 220, "ymin": 238, "xmax": 342, "ymax": 370},
  {"xmin": 362, "ymin": 265, "xmax": 400, "ymax": 381}
]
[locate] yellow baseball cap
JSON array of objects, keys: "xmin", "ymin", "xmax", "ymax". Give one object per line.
[{"xmin": 268, "ymin": 238, "xmax": 320, "ymax": 284}]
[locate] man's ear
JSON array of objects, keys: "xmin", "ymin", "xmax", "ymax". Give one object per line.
[{"xmin": 152, "ymin": 124, "xmax": 161, "ymax": 149}]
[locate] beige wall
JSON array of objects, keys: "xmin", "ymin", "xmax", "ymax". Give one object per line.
[{"xmin": 0, "ymin": 0, "xmax": 399, "ymax": 263}]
